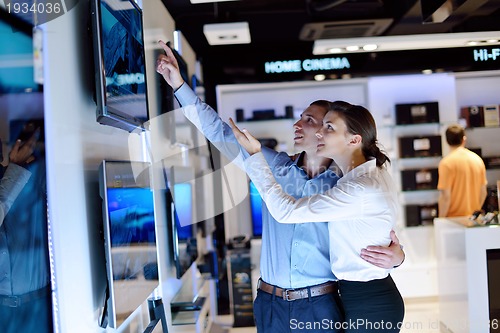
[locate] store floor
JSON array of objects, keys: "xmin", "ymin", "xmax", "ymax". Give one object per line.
[{"xmin": 213, "ymin": 297, "xmax": 440, "ymax": 333}]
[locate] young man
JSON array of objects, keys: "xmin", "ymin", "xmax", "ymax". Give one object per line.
[
  {"xmin": 156, "ymin": 41, "xmax": 404, "ymax": 332},
  {"xmin": 438, "ymin": 124, "xmax": 487, "ymax": 217}
]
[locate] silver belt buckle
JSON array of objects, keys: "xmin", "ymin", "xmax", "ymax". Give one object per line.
[
  {"xmin": 3, "ymin": 296, "xmax": 20, "ymax": 307},
  {"xmin": 282, "ymin": 289, "xmax": 294, "ymax": 301}
]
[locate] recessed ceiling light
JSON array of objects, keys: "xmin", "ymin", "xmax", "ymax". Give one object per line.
[
  {"xmin": 346, "ymin": 45, "xmax": 360, "ymax": 51},
  {"xmin": 487, "ymin": 39, "xmax": 499, "ymax": 43},
  {"xmin": 422, "ymin": 69, "xmax": 433, "ymax": 75},
  {"xmin": 363, "ymin": 44, "xmax": 378, "ymax": 51},
  {"xmin": 203, "ymin": 22, "xmax": 251, "ymax": 45},
  {"xmin": 466, "ymin": 41, "xmax": 480, "ymax": 46},
  {"xmin": 313, "ymin": 31, "xmax": 500, "ymax": 55}
]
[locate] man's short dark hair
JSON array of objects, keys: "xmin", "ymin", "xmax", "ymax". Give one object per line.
[{"xmin": 445, "ymin": 124, "xmax": 465, "ymax": 146}]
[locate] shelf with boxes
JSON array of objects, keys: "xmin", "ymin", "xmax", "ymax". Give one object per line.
[
  {"xmin": 460, "ymin": 104, "xmax": 500, "ymax": 128},
  {"xmin": 460, "ymin": 104, "xmax": 500, "ymax": 171},
  {"xmin": 389, "ymin": 101, "xmax": 446, "ymax": 228}
]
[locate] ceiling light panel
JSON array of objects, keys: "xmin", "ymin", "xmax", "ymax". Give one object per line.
[
  {"xmin": 313, "ymin": 31, "xmax": 500, "ymax": 55},
  {"xmin": 203, "ymin": 22, "xmax": 251, "ymax": 45}
]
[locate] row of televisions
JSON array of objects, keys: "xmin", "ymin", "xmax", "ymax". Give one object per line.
[
  {"xmin": 99, "ymin": 160, "xmax": 197, "ymax": 329},
  {"xmin": 88, "ymin": 1, "xmax": 201, "ymax": 330},
  {"xmin": 399, "ymin": 135, "xmax": 499, "ymax": 169}
]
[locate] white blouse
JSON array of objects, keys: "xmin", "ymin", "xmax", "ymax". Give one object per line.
[{"xmin": 245, "ymin": 153, "xmax": 398, "ymax": 281}]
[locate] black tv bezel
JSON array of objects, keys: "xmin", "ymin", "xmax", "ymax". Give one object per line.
[{"xmin": 90, "ymin": 0, "xmax": 150, "ymax": 132}]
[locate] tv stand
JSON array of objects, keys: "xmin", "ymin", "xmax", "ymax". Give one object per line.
[{"xmin": 144, "ymin": 297, "xmax": 168, "ymax": 333}]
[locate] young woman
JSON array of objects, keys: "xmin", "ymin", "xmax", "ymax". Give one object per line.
[{"xmin": 230, "ymin": 102, "xmax": 405, "ymax": 333}]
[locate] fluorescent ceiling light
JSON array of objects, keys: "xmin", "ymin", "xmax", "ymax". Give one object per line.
[
  {"xmin": 313, "ymin": 31, "xmax": 500, "ymax": 55},
  {"xmin": 203, "ymin": 22, "xmax": 251, "ymax": 45},
  {"xmin": 346, "ymin": 45, "xmax": 360, "ymax": 51},
  {"xmin": 363, "ymin": 44, "xmax": 378, "ymax": 51},
  {"xmin": 190, "ymin": 0, "xmax": 240, "ymax": 3}
]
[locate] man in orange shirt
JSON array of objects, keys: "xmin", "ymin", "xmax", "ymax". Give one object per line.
[{"xmin": 438, "ymin": 124, "xmax": 487, "ymax": 217}]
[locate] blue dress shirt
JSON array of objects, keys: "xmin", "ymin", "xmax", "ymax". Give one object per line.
[{"xmin": 175, "ymin": 83, "xmax": 340, "ymax": 288}]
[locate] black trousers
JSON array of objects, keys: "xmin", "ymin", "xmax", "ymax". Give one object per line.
[
  {"xmin": 338, "ymin": 275, "xmax": 405, "ymax": 333},
  {"xmin": 253, "ymin": 285, "xmax": 344, "ymax": 333}
]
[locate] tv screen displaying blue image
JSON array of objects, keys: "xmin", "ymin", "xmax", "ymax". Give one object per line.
[
  {"xmin": 106, "ymin": 187, "xmax": 155, "ymax": 245},
  {"xmin": 173, "ymin": 183, "xmax": 193, "ymax": 241},
  {"xmin": 99, "ymin": 160, "xmax": 159, "ymax": 329},
  {"xmin": 249, "ymin": 181, "xmax": 263, "ymax": 237}
]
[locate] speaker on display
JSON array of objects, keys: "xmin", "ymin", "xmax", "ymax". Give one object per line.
[
  {"xmin": 285, "ymin": 105, "xmax": 294, "ymax": 119},
  {"xmin": 236, "ymin": 109, "xmax": 245, "ymax": 122},
  {"xmin": 461, "ymin": 106, "xmax": 484, "ymax": 128},
  {"xmin": 252, "ymin": 109, "xmax": 275, "ymax": 120},
  {"xmin": 401, "ymin": 168, "xmax": 438, "ymax": 191},
  {"xmin": 395, "ymin": 102, "xmax": 440, "ymax": 125},
  {"xmin": 399, "ymin": 135, "xmax": 442, "ymax": 158}
]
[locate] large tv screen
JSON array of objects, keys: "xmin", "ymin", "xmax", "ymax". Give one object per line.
[
  {"xmin": 99, "ymin": 161, "xmax": 159, "ymax": 329},
  {"xmin": 90, "ymin": 0, "xmax": 149, "ymax": 132},
  {"xmin": 165, "ymin": 166, "xmax": 198, "ymax": 279}
]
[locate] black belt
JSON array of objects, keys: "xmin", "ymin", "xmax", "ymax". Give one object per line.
[
  {"xmin": 0, "ymin": 285, "xmax": 51, "ymax": 308},
  {"xmin": 257, "ymin": 279, "xmax": 338, "ymax": 301}
]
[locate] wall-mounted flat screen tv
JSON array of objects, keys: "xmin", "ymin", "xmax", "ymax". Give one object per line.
[
  {"xmin": 99, "ymin": 160, "xmax": 159, "ymax": 329},
  {"xmin": 90, "ymin": 0, "xmax": 149, "ymax": 132},
  {"xmin": 164, "ymin": 165, "xmax": 198, "ymax": 279}
]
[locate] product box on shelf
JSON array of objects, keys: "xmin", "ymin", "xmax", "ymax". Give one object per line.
[
  {"xmin": 395, "ymin": 102, "xmax": 440, "ymax": 125},
  {"xmin": 483, "ymin": 105, "xmax": 500, "ymax": 127},
  {"xmin": 252, "ymin": 109, "xmax": 275, "ymax": 120},
  {"xmin": 401, "ymin": 168, "xmax": 439, "ymax": 191},
  {"xmin": 399, "ymin": 135, "xmax": 442, "ymax": 158}
]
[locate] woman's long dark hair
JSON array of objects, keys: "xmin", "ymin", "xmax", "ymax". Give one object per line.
[{"xmin": 330, "ymin": 101, "xmax": 390, "ymax": 167}]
